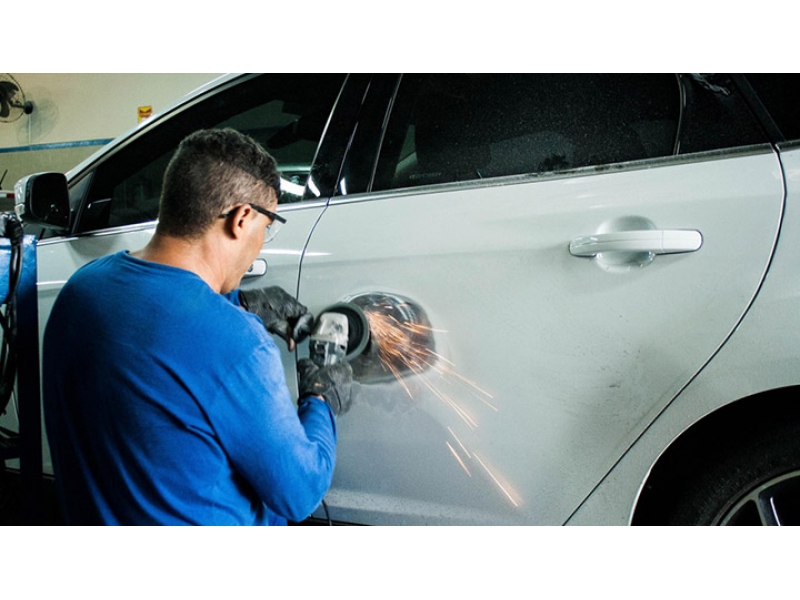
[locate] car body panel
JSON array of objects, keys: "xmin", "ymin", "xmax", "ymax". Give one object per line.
[
  {"xmin": 299, "ymin": 150, "xmax": 783, "ymax": 524},
  {"xmin": 567, "ymin": 144, "xmax": 799, "ymax": 525}
]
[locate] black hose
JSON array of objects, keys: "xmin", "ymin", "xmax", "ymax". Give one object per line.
[{"xmin": 0, "ymin": 214, "xmax": 23, "ymax": 420}]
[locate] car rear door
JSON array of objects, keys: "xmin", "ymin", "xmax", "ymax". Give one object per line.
[{"xmin": 298, "ymin": 74, "xmax": 784, "ymax": 524}]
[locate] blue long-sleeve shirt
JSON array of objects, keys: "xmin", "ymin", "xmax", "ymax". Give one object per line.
[{"xmin": 43, "ymin": 251, "xmax": 336, "ymax": 525}]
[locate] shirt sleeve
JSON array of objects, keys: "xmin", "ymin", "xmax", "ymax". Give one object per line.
[{"xmin": 209, "ymin": 334, "xmax": 337, "ymax": 522}]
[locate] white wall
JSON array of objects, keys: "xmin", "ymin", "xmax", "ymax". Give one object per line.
[{"xmin": 0, "ymin": 73, "xmax": 223, "ymax": 190}]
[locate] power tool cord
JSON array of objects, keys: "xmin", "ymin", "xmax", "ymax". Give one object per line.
[
  {"xmin": 322, "ymin": 498, "xmax": 332, "ymax": 526},
  {"xmin": 0, "ymin": 214, "xmax": 24, "ymax": 434}
]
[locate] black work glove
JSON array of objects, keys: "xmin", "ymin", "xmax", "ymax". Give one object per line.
[
  {"xmin": 297, "ymin": 358, "xmax": 355, "ymax": 417},
  {"xmin": 239, "ymin": 286, "xmax": 313, "ymax": 351}
]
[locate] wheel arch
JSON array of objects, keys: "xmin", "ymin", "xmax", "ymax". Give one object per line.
[{"xmin": 631, "ymin": 386, "xmax": 800, "ymax": 524}]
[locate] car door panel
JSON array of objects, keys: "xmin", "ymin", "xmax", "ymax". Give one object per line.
[{"xmin": 299, "ymin": 151, "xmax": 783, "ymax": 524}]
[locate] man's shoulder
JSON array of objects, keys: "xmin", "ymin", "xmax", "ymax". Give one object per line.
[
  {"xmin": 64, "ymin": 251, "xmax": 135, "ymax": 291},
  {"xmin": 70, "ymin": 251, "xmax": 122, "ymax": 276}
]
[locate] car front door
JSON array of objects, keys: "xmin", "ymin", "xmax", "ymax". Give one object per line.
[
  {"xmin": 24, "ymin": 73, "xmax": 349, "ymax": 473},
  {"xmin": 298, "ymin": 74, "xmax": 784, "ymax": 524}
]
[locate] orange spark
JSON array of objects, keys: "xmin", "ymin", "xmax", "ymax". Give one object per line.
[{"xmin": 363, "ymin": 306, "xmax": 494, "ymax": 425}]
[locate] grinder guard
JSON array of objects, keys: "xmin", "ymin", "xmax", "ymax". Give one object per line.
[{"xmin": 315, "ymin": 293, "xmax": 436, "ymax": 384}]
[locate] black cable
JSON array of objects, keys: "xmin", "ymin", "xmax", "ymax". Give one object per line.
[
  {"xmin": 0, "ymin": 214, "xmax": 23, "ymax": 421},
  {"xmin": 321, "ymin": 499, "xmax": 332, "ymax": 526}
]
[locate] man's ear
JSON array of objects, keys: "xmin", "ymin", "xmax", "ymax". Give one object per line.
[{"xmin": 223, "ymin": 204, "xmax": 254, "ymax": 239}]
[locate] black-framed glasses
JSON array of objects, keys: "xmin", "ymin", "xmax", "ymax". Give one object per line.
[{"xmin": 219, "ymin": 203, "xmax": 287, "ymax": 243}]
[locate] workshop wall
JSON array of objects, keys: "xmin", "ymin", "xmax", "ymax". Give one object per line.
[{"xmin": 0, "ymin": 74, "xmax": 223, "ymax": 193}]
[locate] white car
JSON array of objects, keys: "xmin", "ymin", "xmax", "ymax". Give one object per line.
[{"xmin": 9, "ymin": 73, "xmax": 800, "ymax": 525}]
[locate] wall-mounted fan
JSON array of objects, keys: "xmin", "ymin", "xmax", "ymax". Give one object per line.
[{"xmin": 0, "ymin": 74, "xmax": 34, "ymax": 123}]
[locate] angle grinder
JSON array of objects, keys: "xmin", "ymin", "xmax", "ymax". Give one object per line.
[{"xmin": 308, "ymin": 302, "xmax": 370, "ymax": 367}]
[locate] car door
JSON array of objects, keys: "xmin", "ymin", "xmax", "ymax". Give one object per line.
[
  {"xmin": 23, "ymin": 73, "xmax": 349, "ymax": 473},
  {"xmin": 298, "ymin": 74, "xmax": 784, "ymax": 524}
]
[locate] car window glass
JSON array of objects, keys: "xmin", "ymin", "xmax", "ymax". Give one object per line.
[
  {"xmin": 744, "ymin": 74, "xmax": 800, "ymax": 142},
  {"xmin": 372, "ymin": 74, "xmax": 680, "ymax": 192},
  {"xmin": 77, "ymin": 74, "xmax": 346, "ymax": 233},
  {"xmin": 677, "ymin": 74, "xmax": 767, "ymax": 153}
]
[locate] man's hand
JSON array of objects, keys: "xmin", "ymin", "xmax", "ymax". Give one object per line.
[
  {"xmin": 239, "ymin": 287, "xmax": 313, "ymax": 351},
  {"xmin": 297, "ymin": 358, "xmax": 355, "ymax": 416}
]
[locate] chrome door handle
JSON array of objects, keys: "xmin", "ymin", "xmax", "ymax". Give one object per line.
[{"xmin": 569, "ymin": 229, "xmax": 703, "ymax": 257}]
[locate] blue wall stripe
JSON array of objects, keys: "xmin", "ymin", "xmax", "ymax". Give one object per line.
[{"xmin": 0, "ymin": 139, "xmax": 114, "ymax": 154}]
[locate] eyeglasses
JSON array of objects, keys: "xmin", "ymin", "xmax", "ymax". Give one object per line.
[{"xmin": 219, "ymin": 203, "xmax": 287, "ymax": 243}]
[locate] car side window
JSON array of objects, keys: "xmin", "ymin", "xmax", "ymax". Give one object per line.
[
  {"xmin": 75, "ymin": 74, "xmax": 346, "ymax": 234},
  {"xmin": 744, "ymin": 74, "xmax": 800, "ymax": 142},
  {"xmin": 677, "ymin": 74, "xmax": 767, "ymax": 153},
  {"xmin": 372, "ymin": 74, "xmax": 680, "ymax": 192}
]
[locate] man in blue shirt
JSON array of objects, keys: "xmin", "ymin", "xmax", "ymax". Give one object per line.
[{"xmin": 43, "ymin": 128, "xmax": 351, "ymax": 525}]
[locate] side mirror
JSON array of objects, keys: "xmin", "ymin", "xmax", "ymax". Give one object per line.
[{"xmin": 14, "ymin": 172, "xmax": 71, "ymax": 233}]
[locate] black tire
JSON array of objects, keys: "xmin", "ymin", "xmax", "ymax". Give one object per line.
[{"xmin": 664, "ymin": 419, "xmax": 800, "ymax": 525}]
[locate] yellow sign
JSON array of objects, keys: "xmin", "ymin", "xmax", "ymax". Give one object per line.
[{"xmin": 138, "ymin": 105, "xmax": 153, "ymax": 123}]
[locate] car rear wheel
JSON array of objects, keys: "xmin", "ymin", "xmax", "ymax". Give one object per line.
[
  {"xmin": 717, "ymin": 469, "xmax": 800, "ymax": 525},
  {"xmin": 664, "ymin": 420, "xmax": 800, "ymax": 525}
]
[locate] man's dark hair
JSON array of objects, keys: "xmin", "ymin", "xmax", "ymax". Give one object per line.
[{"xmin": 157, "ymin": 128, "xmax": 281, "ymax": 238}]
